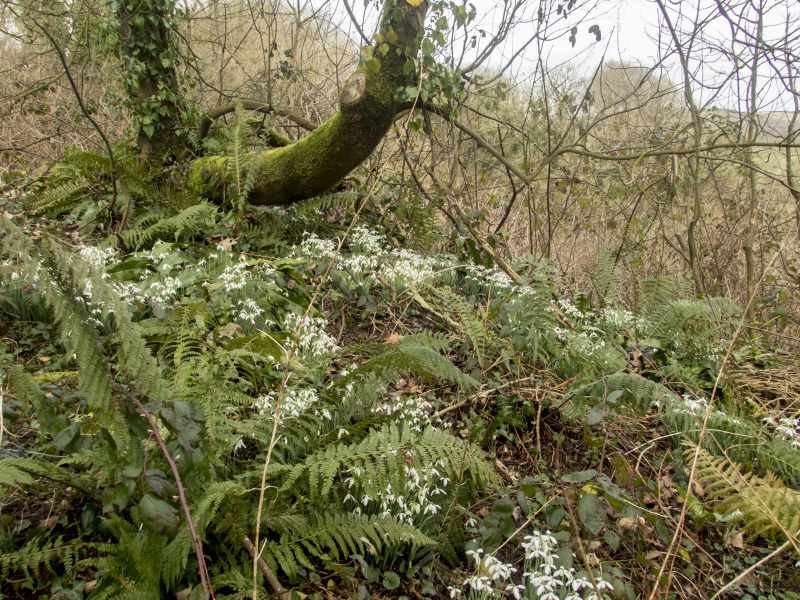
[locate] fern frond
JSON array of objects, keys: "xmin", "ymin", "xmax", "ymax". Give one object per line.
[
  {"xmin": 278, "ymin": 423, "xmax": 493, "ymax": 503},
  {"xmin": 687, "ymin": 443, "xmax": 800, "ymax": 545},
  {"xmin": 263, "ymin": 512, "xmax": 436, "ymax": 578},
  {"xmin": 24, "ymin": 178, "xmax": 90, "ymax": 215},
  {"xmin": 118, "ymin": 202, "xmax": 216, "ymax": 250},
  {"xmin": 0, "ymin": 459, "xmax": 35, "ymax": 487},
  {"xmin": 327, "ymin": 339, "xmax": 476, "ymax": 399},
  {"xmin": 295, "ymin": 191, "xmax": 362, "ymax": 217}
]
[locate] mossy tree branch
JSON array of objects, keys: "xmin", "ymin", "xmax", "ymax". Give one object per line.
[{"xmin": 190, "ymin": 0, "xmax": 428, "ymax": 207}]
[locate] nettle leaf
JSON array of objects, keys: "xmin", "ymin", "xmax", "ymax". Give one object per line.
[{"xmin": 577, "ymin": 493, "xmax": 606, "ymax": 535}]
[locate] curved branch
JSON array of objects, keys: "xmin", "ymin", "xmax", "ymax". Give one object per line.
[
  {"xmin": 197, "ymin": 100, "xmax": 319, "ymax": 139},
  {"xmin": 191, "ymin": 0, "xmax": 429, "ymax": 207}
]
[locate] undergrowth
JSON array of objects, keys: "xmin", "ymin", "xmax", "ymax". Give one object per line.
[{"xmin": 1, "ymin": 138, "xmax": 799, "ymax": 600}]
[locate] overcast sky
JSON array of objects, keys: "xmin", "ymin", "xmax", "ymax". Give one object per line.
[{"xmin": 318, "ymin": 0, "xmax": 800, "ymax": 111}]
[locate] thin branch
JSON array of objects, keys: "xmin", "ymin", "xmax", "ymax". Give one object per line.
[{"xmin": 126, "ymin": 392, "xmax": 214, "ymax": 599}]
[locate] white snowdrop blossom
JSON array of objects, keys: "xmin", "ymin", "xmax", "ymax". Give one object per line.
[
  {"xmin": 284, "ymin": 311, "xmax": 339, "ymax": 357},
  {"xmin": 373, "ymin": 395, "xmax": 435, "ymax": 433},
  {"xmin": 219, "ymin": 255, "xmax": 251, "ymax": 291},
  {"xmin": 381, "ymin": 249, "xmax": 435, "ymax": 288},
  {"xmin": 236, "ymin": 298, "xmax": 265, "ymax": 324},
  {"xmin": 292, "ymin": 232, "xmax": 336, "ymax": 260},
  {"xmin": 78, "ymin": 245, "xmax": 118, "ymax": 270},
  {"xmin": 765, "ymin": 417, "xmax": 800, "ymax": 449},
  {"xmin": 254, "ymin": 388, "xmax": 319, "ymax": 419},
  {"xmin": 452, "ymin": 530, "xmax": 610, "ymax": 600}
]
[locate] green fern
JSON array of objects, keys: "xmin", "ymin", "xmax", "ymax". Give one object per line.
[
  {"xmin": 118, "ymin": 201, "xmax": 216, "ymax": 250},
  {"xmin": 565, "ymin": 372, "xmax": 800, "ymax": 486},
  {"xmin": 295, "ymin": 191, "xmax": 362, "ymax": 218},
  {"xmin": 24, "ymin": 177, "xmax": 90, "ymax": 215},
  {"xmin": 327, "ymin": 338, "xmax": 477, "ymax": 400},
  {"xmin": 263, "ymin": 512, "xmax": 436, "ymax": 579},
  {"xmin": 276, "ymin": 423, "xmax": 493, "ymax": 502},
  {"xmin": 688, "ymin": 443, "xmax": 800, "ymax": 545},
  {"xmin": 0, "ymin": 459, "xmax": 35, "ymax": 487}
]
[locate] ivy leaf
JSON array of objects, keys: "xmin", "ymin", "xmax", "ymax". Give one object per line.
[
  {"xmin": 382, "ymin": 571, "xmax": 400, "ymax": 590},
  {"xmin": 546, "ymin": 506, "xmax": 565, "ymax": 528},
  {"xmin": 589, "ymin": 24, "xmax": 602, "ymax": 41},
  {"xmin": 491, "ymin": 497, "xmax": 515, "ymax": 518}
]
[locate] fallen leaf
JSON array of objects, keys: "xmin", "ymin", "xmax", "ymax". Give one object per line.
[
  {"xmin": 37, "ymin": 515, "xmax": 58, "ymax": 529},
  {"xmin": 218, "ymin": 237, "xmax": 236, "ymax": 250},
  {"xmin": 385, "ymin": 332, "xmax": 405, "ymax": 344}
]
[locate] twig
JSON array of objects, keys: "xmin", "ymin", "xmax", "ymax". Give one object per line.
[
  {"xmin": 709, "ymin": 538, "xmax": 796, "ymax": 600},
  {"xmin": 561, "ymin": 486, "xmax": 605, "ymax": 600},
  {"xmin": 243, "ymin": 535, "xmax": 291, "ymax": 600},
  {"xmin": 127, "ymin": 392, "xmax": 214, "ymax": 598}
]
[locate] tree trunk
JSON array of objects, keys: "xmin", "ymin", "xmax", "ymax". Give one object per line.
[
  {"xmin": 116, "ymin": 0, "xmax": 183, "ymax": 157},
  {"xmin": 190, "ymin": 0, "xmax": 428, "ymax": 206}
]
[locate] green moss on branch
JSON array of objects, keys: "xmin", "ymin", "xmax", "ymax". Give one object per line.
[{"xmin": 190, "ymin": 0, "xmax": 427, "ymax": 206}]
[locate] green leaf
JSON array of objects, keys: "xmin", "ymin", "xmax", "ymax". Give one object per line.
[
  {"xmin": 422, "ymin": 39, "xmax": 435, "ymax": 57},
  {"xmin": 491, "ymin": 497, "xmax": 514, "ymax": 518},
  {"xmin": 546, "ymin": 507, "xmax": 565, "ymax": 528},
  {"xmin": 577, "ymin": 493, "xmax": 606, "ymax": 535},
  {"xmin": 562, "ymin": 469, "xmax": 597, "ymax": 483},
  {"xmin": 138, "ymin": 492, "xmax": 178, "ymax": 536},
  {"xmin": 604, "ymin": 530, "xmax": 620, "ymax": 551},
  {"xmin": 101, "ymin": 483, "xmax": 130, "ymax": 514},
  {"xmin": 382, "ymin": 571, "xmax": 401, "ymax": 590}
]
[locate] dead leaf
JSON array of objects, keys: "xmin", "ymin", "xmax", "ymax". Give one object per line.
[
  {"xmin": 218, "ymin": 237, "xmax": 236, "ymax": 250},
  {"xmin": 385, "ymin": 332, "xmax": 405, "ymax": 344},
  {"xmin": 585, "ymin": 553, "xmax": 600, "ymax": 567},
  {"xmin": 729, "ymin": 532, "xmax": 744, "ymax": 550},
  {"xmin": 360, "ymin": 537, "xmax": 377, "ymax": 555},
  {"xmin": 618, "ymin": 517, "xmax": 638, "ymax": 533},
  {"xmin": 37, "ymin": 515, "xmax": 58, "ymax": 529}
]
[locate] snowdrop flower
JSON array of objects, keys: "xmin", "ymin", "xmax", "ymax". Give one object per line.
[{"xmin": 596, "ymin": 579, "xmax": 613, "ymax": 591}]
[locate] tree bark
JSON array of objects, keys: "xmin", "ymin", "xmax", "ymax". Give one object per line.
[
  {"xmin": 116, "ymin": 0, "xmax": 183, "ymax": 157},
  {"xmin": 190, "ymin": 0, "xmax": 428, "ymax": 206}
]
